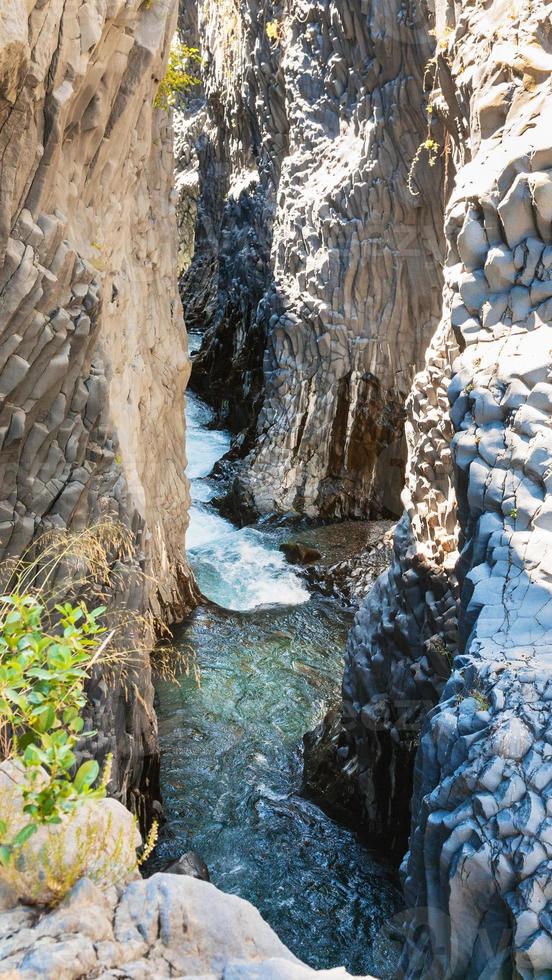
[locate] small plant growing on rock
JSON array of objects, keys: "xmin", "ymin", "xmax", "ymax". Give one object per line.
[
  {"xmin": 407, "ymin": 139, "xmax": 441, "ymax": 196},
  {"xmin": 89, "ymin": 241, "xmax": 108, "ymax": 273},
  {"xmin": 428, "ymin": 26, "xmax": 454, "ymax": 52},
  {"xmin": 266, "ymin": 18, "xmax": 284, "ymax": 45},
  {"xmin": 155, "ymin": 42, "xmax": 202, "ymax": 109},
  {"xmin": 427, "ymin": 635, "xmax": 454, "ymax": 677},
  {"xmin": 470, "ymin": 687, "xmax": 490, "ymax": 711}
]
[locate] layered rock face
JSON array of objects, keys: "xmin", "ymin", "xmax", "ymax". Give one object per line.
[
  {"xmin": 337, "ymin": 0, "xmax": 552, "ymax": 974},
  {"xmin": 180, "ymin": 0, "xmax": 445, "ymax": 519},
  {"xmin": 0, "ymin": 0, "xmax": 196, "ymax": 820},
  {"xmin": 0, "ymin": 873, "xmax": 376, "ymax": 979}
]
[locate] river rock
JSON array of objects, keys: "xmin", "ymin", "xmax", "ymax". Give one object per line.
[
  {"xmin": 0, "ymin": 761, "xmax": 141, "ymax": 907},
  {"xmin": 279, "ymin": 542, "xmax": 322, "ymax": 565}
]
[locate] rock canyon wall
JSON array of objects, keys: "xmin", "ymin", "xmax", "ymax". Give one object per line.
[
  {"xmin": 332, "ymin": 0, "xmax": 552, "ymax": 975},
  {"xmin": 0, "ymin": 0, "xmax": 196, "ymax": 820},
  {"xmin": 179, "ymin": 0, "xmax": 445, "ymax": 520}
]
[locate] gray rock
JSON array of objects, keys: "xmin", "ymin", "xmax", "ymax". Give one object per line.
[
  {"xmin": 279, "ymin": 541, "xmax": 322, "ymax": 565},
  {"xmin": 309, "ymin": 3, "xmax": 552, "ymax": 975},
  {"xmin": 0, "ymin": 874, "xmax": 376, "ymax": 979},
  {"xmin": 0, "ymin": 0, "xmax": 199, "ymax": 827}
]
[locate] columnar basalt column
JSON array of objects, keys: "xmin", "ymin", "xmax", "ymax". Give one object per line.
[{"xmin": 179, "ymin": 0, "xmax": 445, "ymax": 519}]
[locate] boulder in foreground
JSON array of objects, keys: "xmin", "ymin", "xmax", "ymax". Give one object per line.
[{"xmin": 0, "ymin": 873, "xmax": 376, "ymax": 979}]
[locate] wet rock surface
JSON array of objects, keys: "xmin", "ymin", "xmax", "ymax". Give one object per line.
[
  {"xmin": 279, "ymin": 541, "xmax": 322, "ymax": 565},
  {"xmin": 299, "ymin": 521, "xmax": 394, "ymax": 607},
  {"xmin": 302, "ymin": 704, "xmax": 365, "ymax": 832},
  {"xmin": 163, "ymin": 850, "xmax": 211, "ymax": 881}
]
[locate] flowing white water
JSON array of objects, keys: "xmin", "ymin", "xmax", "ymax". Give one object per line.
[{"xmin": 185, "ymin": 335, "xmax": 309, "ymax": 611}]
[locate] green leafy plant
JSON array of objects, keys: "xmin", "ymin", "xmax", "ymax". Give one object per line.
[
  {"xmin": 154, "ymin": 42, "xmax": 202, "ymax": 109},
  {"xmin": 0, "ymin": 520, "xmax": 190, "ymax": 894},
  {"xmin": 0, "ymin": 594, "xmax": 112, "ymax": 865}
]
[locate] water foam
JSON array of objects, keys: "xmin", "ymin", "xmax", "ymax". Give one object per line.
[{"xmin": 185, "ymin": 366, "xmax": 308, "ymax": 611}]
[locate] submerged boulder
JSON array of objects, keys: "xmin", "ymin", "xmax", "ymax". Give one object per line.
[{"xmin": 163, "ymin": 850, "xmax": 210, "ymax": 881}]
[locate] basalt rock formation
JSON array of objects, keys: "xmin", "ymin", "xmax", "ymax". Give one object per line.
[
  {"xmin": 323, "ymin": 0, "xmax": 552, "ymax": 975},
  {"xmin": 0, "ymin": 0, "xmax": 197, "ymax": 823},
  {"xmin": 178, "ymin": 0, "xmax": 445, "ymax": 520}
]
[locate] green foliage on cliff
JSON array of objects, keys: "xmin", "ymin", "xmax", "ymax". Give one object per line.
[
  {"xmin": 155, "ymin": 42, "xmax": 202, "ymax": 109},
  {"xmin": 0, "ymin": 595, "xmax": 110, "ymax": 864},
  {"xmin": 266, "ymin": 19, "xmax": 284, "ymax": 44}
]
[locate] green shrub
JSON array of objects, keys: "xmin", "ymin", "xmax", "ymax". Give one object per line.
[
  {"xmin": 0, "ymin": 595, "xmax": 110, "ymax": 865},
  {"xmin": 154, "ymin": 42, "xmax": 202, "ymax": 109}
]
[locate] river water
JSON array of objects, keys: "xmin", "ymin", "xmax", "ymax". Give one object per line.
[{"xmin": 152, "ymin": 334, "xmax": 401, "ymax": 977}]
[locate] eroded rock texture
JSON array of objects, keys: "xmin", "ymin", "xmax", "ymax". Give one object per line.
[
  {"xmin": 0, "ymin": 873, "xmax": 376, "ymax": 979},
  {"xmin": 0, "ymin": 0, "xmax": 196, "ymax": 821},
  {"xmin": 179, "ymin": 0, "xmax": 445, "ymax": 519},
  {"xmin": 338, "ymin": 0, "xmax": 552, "ymax": 975}
]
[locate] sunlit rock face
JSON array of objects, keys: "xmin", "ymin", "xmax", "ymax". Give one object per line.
[
  {"xmin": 0, "ymin": 0, "xmax": 197, "ymax": 820},
  {"xmin": 339, "ymin": 0, "xmax": 552, "ymax": 974},
  {"xmin": 0, "ymin": 873, "xmax": 377, "ymax": 979},
  {"xmin": 178, "ymin": 0, "xmax": 445, "ymax": 520}
]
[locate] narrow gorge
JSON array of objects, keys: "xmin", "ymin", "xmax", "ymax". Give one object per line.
[{"xmin": 2, "ymin": 1, "xmax": 552, "ymax": 979}]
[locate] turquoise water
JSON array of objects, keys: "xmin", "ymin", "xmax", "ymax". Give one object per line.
[{"xmin": 152, "ymin": 334, "xmax": 401, "ymax": 976}]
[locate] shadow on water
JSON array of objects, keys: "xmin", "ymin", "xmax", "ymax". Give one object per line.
[{"xmin": 151, "ymin": 333, "xmax": 402, "ymax": 977}]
